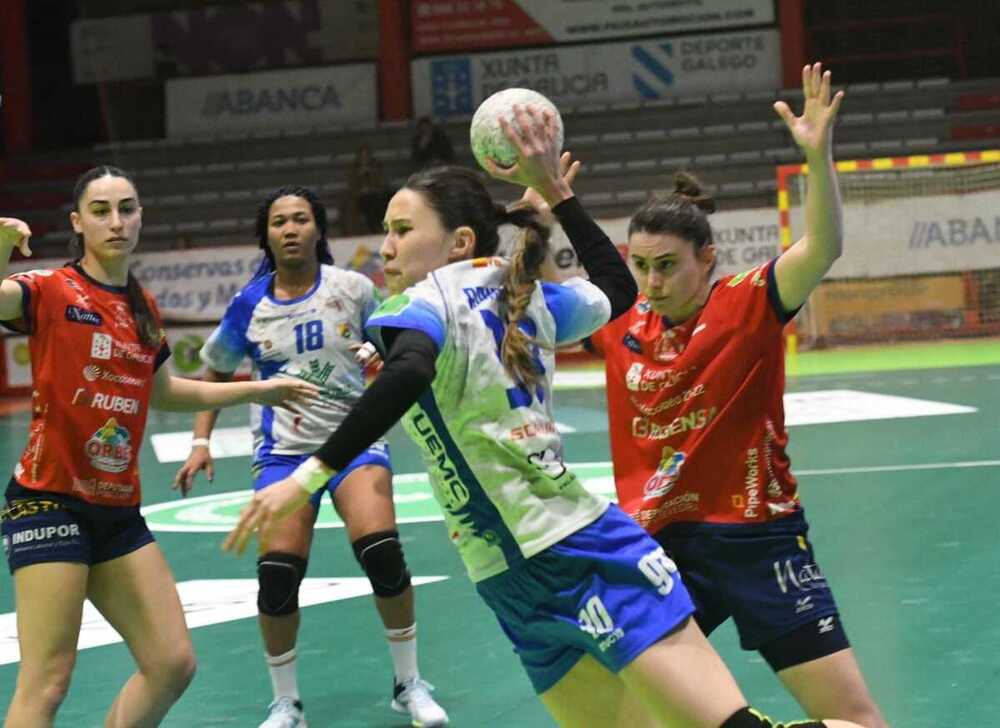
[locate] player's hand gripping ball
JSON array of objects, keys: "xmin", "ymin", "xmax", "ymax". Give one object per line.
[{"xmin": 470, "ymin": 88, "xmax": 564, "ymax": 171}]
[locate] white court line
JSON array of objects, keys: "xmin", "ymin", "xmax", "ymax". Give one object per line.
[
  {"xmin": 562, "ymin": 459, "xmax": 1000, "ymax": 477},
  {"xmin": 798, "ymin": 460, "xmax": 1000, "ymax": 476}
]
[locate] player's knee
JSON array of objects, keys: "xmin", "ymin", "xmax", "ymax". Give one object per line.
[
  {"xmin": 30, "ymin": 662, "xmax": 74, "ymax": 716},
  {"xmin": 153, "ymin": 646, "xmax": 197, "ymax": 700},
  {"xmin": 721, "ymin": 706, "xmax": 826, "ymax": 728},
  {"xmin": 352, "ymin": 530, "xmax": 411, "ymax": 598},
  {"xmin": 257, "ymin": 552, "xmax": 308, "ymax": 616}
]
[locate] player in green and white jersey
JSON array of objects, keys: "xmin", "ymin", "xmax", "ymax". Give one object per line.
[{"xmin": 224, "ymin": 107, "xmax": 865, "ymax": 728}]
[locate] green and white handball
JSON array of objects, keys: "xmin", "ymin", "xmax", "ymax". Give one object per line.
[{"xmin": 470, "ymin": 87, "xmax": 564, "ymax": 171}]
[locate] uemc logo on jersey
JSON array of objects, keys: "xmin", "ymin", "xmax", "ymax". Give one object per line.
[
  {"xmin": 410, "ymin": 411, "xmax": 470, "ymax": 514},
  {"xmin": 65, "ymin": 305, "xmax": 103, "ymax": 326},
  {"xmin": 84, "ymin": 418, "xmax": 133, "ymax": 473}
]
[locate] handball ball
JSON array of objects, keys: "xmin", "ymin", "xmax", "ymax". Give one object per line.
[{"xmin": 470, "ymin": 88, "xmax": 564, "ymax": 171}]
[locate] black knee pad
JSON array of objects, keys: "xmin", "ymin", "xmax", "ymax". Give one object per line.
[
  {"xmin": 721, "ymin": 707, "xmax": 824, "ymax": 728},
  {"xmin": 257, "ymin": 552, "xmax": 308, "ymax": 617},
  {"xmin": 352, "ymin": 530, "xmax": 411, "ymax": 598}
]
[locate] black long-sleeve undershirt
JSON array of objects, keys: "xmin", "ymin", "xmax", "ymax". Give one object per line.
[
  {"xmin": 551, "ymin": 195, "xmax": 637, "ymax": 320},
  {"xmin": 314, "ymin": 328, "xmax": 437, "ymax": 471}
]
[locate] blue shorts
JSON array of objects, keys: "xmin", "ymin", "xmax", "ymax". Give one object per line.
[
  {"xmin": 655, "ymin": 510, "xmax": 840, "ymax": 652},
  {"xmin": 476, "ymin": 504, "xmax": 696, "ymax": 694},
  {"xmin": 253, "ymin": 444, "xmax": 392, "ymax": 508},
  {"xmin": 1, "ymin": 481, "xmax": 155, "ymax": 574}
]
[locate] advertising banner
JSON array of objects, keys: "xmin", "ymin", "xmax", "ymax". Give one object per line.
[
  {"xmin": 529, "ymin": 207, "xmax": 780, "ymax": 283},
  {"xmin": 788, "ymin": 188, "xmax": 1000, "ymax": 278},
  {"xmin": 166, "ymin": 64, "xmax": 376, "ymax": 136},
  {"xmin": 411, "ymin": 29, "xmax": 781, "ymax": 116},
  {"xmin": 807, "ymin": 275, "xmax": 968, "ymax": 340},
  {"xmin": 411, "ymin": 0, "xmax": 775, "ymax": 53},
  {"xmin": 71, "ymin": 15, "xmax": 156, "ymax": 84},
  {"xmin": 71, "ymin": 1, "xmax": 377, "ymax": 84}
]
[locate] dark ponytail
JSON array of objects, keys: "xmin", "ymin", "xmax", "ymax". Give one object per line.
[
  {"xmin": 69, "ymin": 166, "xmax": 160, "ymax": 348},
  {"xmin": 496, "ymin": 202, "xmax": 551, "ymax": 390},
  {"xmin": 628, "ymin": 171, "xmax": 716, "ymax": 269}
]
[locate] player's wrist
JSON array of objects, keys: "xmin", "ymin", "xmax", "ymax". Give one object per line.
[
  {"xmin": 290, "ymin": 456, "xmax": 336, "ymax": 494},
  {"xmin": 190, "ymin": 437, "xmax": 210, "ymax": 449},
  {"xmin": 538, "ymin": 179, "xmax": 573, "ymax": 208}
]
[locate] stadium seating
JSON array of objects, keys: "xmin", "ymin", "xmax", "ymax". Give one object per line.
[{"xmin": 4, "ymin": 76, "xmax": 999, "ymax": 255}]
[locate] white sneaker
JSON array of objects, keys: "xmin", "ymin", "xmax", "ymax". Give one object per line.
[
  {"xmin": 259, "ymin": 696, "xmax": 308, "ymax": 728},
  {"xmin": 391, "ymin": 678, "xmax": 449, "ymax": 727}
]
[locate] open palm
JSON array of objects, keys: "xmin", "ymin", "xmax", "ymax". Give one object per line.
[{"xmin": 774, "ymin": 62, "xmax": 844, "ymax": 159}]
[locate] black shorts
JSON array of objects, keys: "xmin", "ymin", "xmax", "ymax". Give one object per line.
[
  {"xmin": 655, "ymin": 510, "xmax": 849, "ymax": 671},
  {"xmin": 1, "ymin": 480, "xmax": 155, "ymax": 573}
]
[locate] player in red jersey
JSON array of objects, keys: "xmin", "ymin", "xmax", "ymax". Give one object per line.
[
  {"xmin": 590, "ymin": 65, "xmax": 887, "ymax": 727},
  {"xmin": 0, "ymin": 168, "xmax": 316, "ymax": 728}
]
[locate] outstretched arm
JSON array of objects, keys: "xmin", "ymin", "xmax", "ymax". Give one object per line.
[
  {"xmin": 773, "ymin": 63, "xmax": 845, "ymax": 312},
  {"xmin": 150, "ymin": 363, "xmax": 317, "ymax": 412}
]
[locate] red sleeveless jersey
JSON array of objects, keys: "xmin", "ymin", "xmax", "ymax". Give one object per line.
[
  {"xmin": 590, "ymin": 261, "xmax": 799, "ymax": 534},
  {"xmin": 4, "ymin": 264, "xmax": 169, "ymax": 507}
]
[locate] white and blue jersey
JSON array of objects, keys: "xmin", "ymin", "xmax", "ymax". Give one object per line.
[
  {"xmin": 366, "ymin": 257, "xmax": 613, "ymax": 582},
  {"xmin": 201, "ymin": 264, "xmax": 387, "ymax": 462}
]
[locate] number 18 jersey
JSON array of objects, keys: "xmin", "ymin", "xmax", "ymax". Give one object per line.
[{"xmin": 201, "ymin": 265, "xmax": 381, "ymax": 460}]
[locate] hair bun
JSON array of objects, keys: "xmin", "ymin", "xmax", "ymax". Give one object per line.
[{"xmin": 672, "ymin": 171, "xmax": 716, "ymax": 214}]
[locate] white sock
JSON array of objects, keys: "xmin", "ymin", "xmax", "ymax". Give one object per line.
[
  {"xmin": 386, "ymin": 623, "xmax": 419, "ymax": 684},
  {"xmin": 265, "ymin": 647, "xmax": 300, "ymax": 701}
]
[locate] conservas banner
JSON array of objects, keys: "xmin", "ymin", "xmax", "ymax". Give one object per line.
[
  {"xmin": 411, "ymin": 0, "xmax": 775, "ymax": 53},
  {"xmin": 166, "ymin": 64, "xmax": 376, "ymax": 136},
  {"xmin": 3, "ymin": 208, "xmax": 780, "ymax": 325},
  {"xmin": 411, "ymin": 29, "xmax": 781, "ymax": 116}
]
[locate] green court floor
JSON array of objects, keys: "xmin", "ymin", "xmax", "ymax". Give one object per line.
[{"xmin": 1, "ymin": 342, "xmax": 998, "ymax": 726}]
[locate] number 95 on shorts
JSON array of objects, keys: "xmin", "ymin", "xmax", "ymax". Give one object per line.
[{"xmin": 476, "ymin": 504, "xmax": 696, "ymax": 694}]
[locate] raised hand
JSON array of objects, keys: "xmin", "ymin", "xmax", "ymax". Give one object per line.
[
  {"xmin": 773, "ymin": 62, "xmax": 844, "ymax": 160},
  {"xmin": 484, "ymin": 105, "xmax": 573, "ymax": 207},
  {"xmin": 519, "ymin": 151, "xmax": 581, "ymax": 213},
  {"xmin": 0, "ymin": 218, "xmax": 32, "ymax": 257}
]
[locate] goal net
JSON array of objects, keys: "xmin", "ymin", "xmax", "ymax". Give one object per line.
[{"xmin": 777, "ymin": 150, "xmax": 1000, "ymax": 349}]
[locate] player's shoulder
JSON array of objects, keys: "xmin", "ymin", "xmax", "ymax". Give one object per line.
[
  {"xmin": 10, "ymin": 262, "xmax": 72, "ymax": 285},
  {"xmin": 229, "ymin": 273, "xmax": 272, "ymax": 310},
  {"xmin": 322, "ymin": 264, "xmax": 375, "ymax": 295},
  {"xmin": 433, "ymin": 256, "xmax": 506, "ymax": 293},
  {"xmin": 715, "ymin": 262, "xmax": 771, "ymax": 297}
]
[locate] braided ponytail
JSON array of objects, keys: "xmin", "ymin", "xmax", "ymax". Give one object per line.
[{"xmin": 498, "ymin": 201, "xmax": 551, "ymax": 389}]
